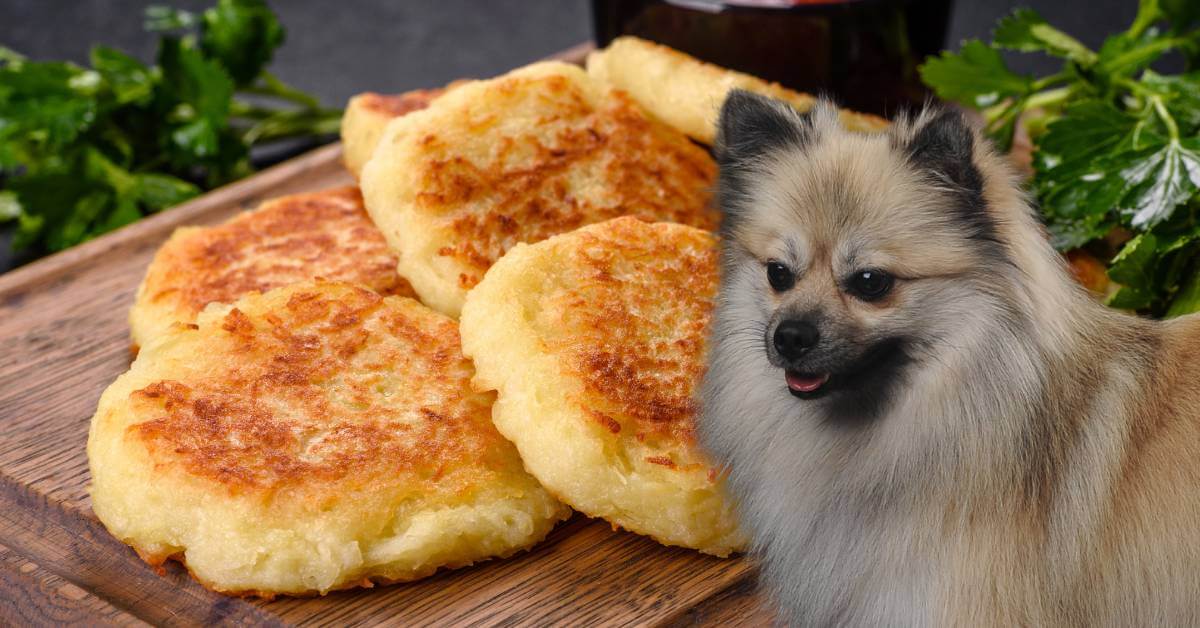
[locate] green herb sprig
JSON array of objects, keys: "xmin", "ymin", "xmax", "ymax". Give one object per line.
[
  {"xmin": 920, "ymin": 0, "xmax": 1200, "ymax": 317},
  {"xmin": 0, "ymin": 0, "xmax": 341, "ymax": 255}
]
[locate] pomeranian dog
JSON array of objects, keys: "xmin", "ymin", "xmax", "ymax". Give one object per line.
[{"xmin": 698, "ymin": 90, "xmax": 1200, "ymax": 626}]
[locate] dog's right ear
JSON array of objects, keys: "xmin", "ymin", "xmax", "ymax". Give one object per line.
[
  {"xmin": 714, "ymin": 90, "xmax": 811, "ymax": 231},
  {"xmin": 714, "ymin": 89, "xmax": 810, "ymax": 169}
]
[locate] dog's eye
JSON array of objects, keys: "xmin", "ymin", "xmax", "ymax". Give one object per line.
[
  {"xmin": 847, "ymin": 269, "xmax": 894, "ymax": 301},
  {"xmin": 766, "ymin": 261, "xmax": 794, "ymax": 292}
]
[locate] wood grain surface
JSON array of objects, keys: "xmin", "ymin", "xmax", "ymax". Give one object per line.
[{"xmin": 0, "ymin": 42, "xmax": 773, "ymax": 627}]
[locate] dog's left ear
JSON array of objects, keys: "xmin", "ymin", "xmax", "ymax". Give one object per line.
[{"xmin": 903, "ymin": 109, "xmax": 984, "ymax": 201}]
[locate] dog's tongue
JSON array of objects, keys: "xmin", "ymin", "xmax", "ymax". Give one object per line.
[{"xmin": 786, "ymin": 371, "xmax": 830, "ymax": 393}]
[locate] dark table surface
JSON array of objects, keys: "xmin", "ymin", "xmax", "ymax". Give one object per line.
[{"xmin": 1, "ymin": 0, "xmax": 1140, "ymax": 273}]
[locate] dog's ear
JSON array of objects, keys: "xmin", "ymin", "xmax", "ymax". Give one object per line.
[
  {"xmin": 904, "ymin": 109, "xmax": 984, "ymax": 203},
  {"xmin": 714, "ymin": 91, "xmax": 813, "ymax": 231},
  {"xmin": 714, "ymin": 89, "xmax": 811, "ymax": 169},
  {"xmin": 903, "ymin": 108, "xmax": 995, "ymax": 242}
]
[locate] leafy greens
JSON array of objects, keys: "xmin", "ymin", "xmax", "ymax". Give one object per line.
[
  {"xmin": 920, "ymin": 0, "xmax": 1200, "ymax": 317},
  {"xmin": 0, "ymin": 0, "xmax": 340, "ymax": 256}
]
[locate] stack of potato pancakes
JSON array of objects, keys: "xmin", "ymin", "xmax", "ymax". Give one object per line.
[{"xmin": 87, "ymin": 37, "xmax": 885, "ymax": 597}]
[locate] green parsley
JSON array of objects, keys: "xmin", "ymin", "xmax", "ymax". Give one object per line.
[
  {"xmin": 0, "ymin": 0, "xmax": 340, "ymax": 256},
  {"xmin": 920, "ymin": 0, "xmax": 1200, "ymax": 317}
]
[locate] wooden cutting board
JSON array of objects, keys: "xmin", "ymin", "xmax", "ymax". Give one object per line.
[{"xmin": 0, "ymin": 47, "xmax": 773, "ymax": 627}]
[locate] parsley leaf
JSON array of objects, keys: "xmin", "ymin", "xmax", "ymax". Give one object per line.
[
  {"xmin": 993, "ymin": 9, "xmax": 1098, "ymax": 65},
  {"xmin": 1097, "ymin": 28, "xmax": 1175, "ymax": 80},
  {"xmin": 158, "ymin": 36, "xmax": 233, "ymax": 123},
  {"xmin": 1118, "ymin": 137, "xmax": 1200, "ymax": 228},
  {"xmin": 1108, "ymin": 232, "xmax": 1159, "ymax": 285},
  {"xmin": 1167, "ymin": 267, "xmax": 1200, "ymax": 315},
  {"xmin": 1033, "ymin": 101, "xmax": 1133, "ymax": 233},
  {"xmin": 1142, "ymin": 71, "xmax": 1200, "ymax": 129},
  {"xmin": 201, "ymin": 0, "xmax": 285, "ymax": 87},
  {"xmin": 91, "ymin": 46, "xmax": 154, "ymax": 106},
  {"xmin": 919, "ymin": 40, "xmax": 1032, "ymax": 109}
]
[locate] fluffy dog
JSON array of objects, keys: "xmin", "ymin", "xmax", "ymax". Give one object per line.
[{"xmin": 698, "ymin": 90, "xmax": 1200, "ymax": 626}]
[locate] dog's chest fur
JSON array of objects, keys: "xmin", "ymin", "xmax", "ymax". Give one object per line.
[{"xmin": 733, "ymin": 385, "xmax": 1053, "ymax": 625}]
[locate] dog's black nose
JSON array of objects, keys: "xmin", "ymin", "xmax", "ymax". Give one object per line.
[{"xmin": 774, "ymin": 320, "xmax": 819, "ymax": 359}]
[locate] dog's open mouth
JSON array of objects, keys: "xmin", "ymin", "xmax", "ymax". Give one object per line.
[
  {"xmin": 785, "ymin": 371, "xmax": 831, "ymax": 398},
  {"xmin": 779, "ymin": 338, "xmax": 911, "ymax": 411}
]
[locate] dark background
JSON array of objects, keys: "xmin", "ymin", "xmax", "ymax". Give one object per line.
[
  {"xmin": 5, "ymin": 0, "xmax": 1136, "ymax": 109},
  {"xmin": 0, "ymin": 0, "xmax": 1138, "ymax": 271}
]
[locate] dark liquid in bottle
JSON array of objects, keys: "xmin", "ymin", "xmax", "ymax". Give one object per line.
[{"xmin": 592, "ymin": 0, "xmax": 955, "ymax": 117}]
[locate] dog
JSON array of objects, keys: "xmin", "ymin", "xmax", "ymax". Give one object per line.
[{"xmin": 697, "ymin": 90, "xmax": 1200, "ymax": 626}]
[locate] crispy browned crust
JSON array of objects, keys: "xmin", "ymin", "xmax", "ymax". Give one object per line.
[
  {"xmin": 413, "ymin": 79, "xmax": 719, "ymax": 292},
  {"xmin": 127, "ymin": 283, "xmax": 505, "ymax": 493},
  {"xmin": 542, "ymin": 217, "xmax": 718, "ymax": 450},
  {"xmin": 355, "ymin": 80, "xmax": 471, "ymax": 119},
  {"xmin": 133, "ymin": 187, "xmax": 414, "ymax": 346},
  {"xmin": 353, "ymin": 88, "xmax": 446, "ymax": 118},
  {"xmin": 342, "ymin": 83, "xmax": 472, "ymax": 178}
]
